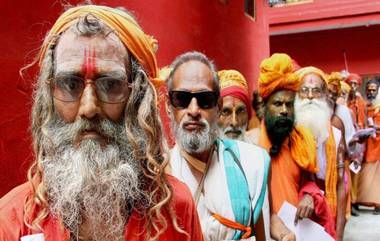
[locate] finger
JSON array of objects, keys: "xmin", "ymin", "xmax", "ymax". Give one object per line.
[
  {"xmin": 299, "ymin": 207, "xmax": 307, "ymax": 219},
  {"xmin": 305, "ymin": 207, "xmax": 313, "ymax": 218},
  {"xmin": 294, "ymin": 208, "xmax": 302, "ymax": 224}
]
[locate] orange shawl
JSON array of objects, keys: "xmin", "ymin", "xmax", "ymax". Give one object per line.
[{"xmin": 324, "ymin": 127, "xmax": 338, "ymax": 218}]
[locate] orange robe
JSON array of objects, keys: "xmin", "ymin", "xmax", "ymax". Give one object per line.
[
  {"xmin": 347, "ymin": 97, "xmax": 366, "ymax": 129},
  {"xmin": 258, "ymin": 124, "xmax": 318, "ymax": 213},
  {"xmin": 365, "ymin": 106, "xmax": 380, "ymax": 162},
  {"xmin": 0, "ymin": 175, "xmax": 203, "ymax": 241}
]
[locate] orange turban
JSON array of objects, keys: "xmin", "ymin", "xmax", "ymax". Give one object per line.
[
  {"xmin": 327, "ymin": 72, "xmax": 344, "ymax": 95},
  {"xmin": 258, "ymin": 53, "xmax": 299, "ymax": 99},
  {"xmin": 340, "ymin": 81, "xmax": 351, "ymax": 94},
  {"xmin": 295, "ymin": 66, "xmax": 328, "ymax": 85},
  {"xmin": 345, "ymin": 73, "xmax": 362, "ymax": 85},
  {"xmin": 218, "ymin": 69, "xmax": 252, "ymax": 118},
  {"xmin": 37, "ymin": 5, "xmax": 161, "ymax": 87}
]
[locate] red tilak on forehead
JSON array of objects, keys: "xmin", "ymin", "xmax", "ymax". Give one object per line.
[{"xmin": 81, "ymin": 47, "xmax": 96, "ymax": 79}]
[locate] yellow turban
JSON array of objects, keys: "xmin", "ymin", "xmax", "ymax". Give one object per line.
[
  {"xmin": 295, "ymin": 66, "xmax": 328, "ymax": 85},
  {"xmin": 37, "ymin": 5, "xmax": 161, "ymax": 86},
  {"xmin": 218, "ymin": 70, "xmax": 252, "ymax": 118},
  {"xmin": 327, "ymin": 72, "xmax": 344, "ymax": 94},
  {"xmin": 340, "ymin": 81, "xmax": 351, "ymax": 94},
  {"xmin": 218, "ymin": 70, "xmax": 249, "ymax": 91},
  {"xmin": 258, "ymin": 53, "xmax": 299, "ymax": 99}
]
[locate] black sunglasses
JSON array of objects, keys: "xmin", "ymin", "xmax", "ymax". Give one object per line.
[{"xmin": 169, "ymin": 90, "xmax": 219, "ymax": 109}]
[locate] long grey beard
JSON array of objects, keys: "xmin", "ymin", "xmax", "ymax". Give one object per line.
[
  {"xmin": 41, "ymin": 117, "xmax": 145, "ymax": 241},
  {"xmin": 295, "ymin": 94, "xmax": 332, "ymax": 142}
]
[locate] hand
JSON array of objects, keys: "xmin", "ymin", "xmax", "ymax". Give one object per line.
[
  {"xmin": 281, "ymin": 232, "xmax": 296, "ymax": 241},
  {"xmin": 295, "ymin": 194, "xmax": 314, "ymax": 224}
]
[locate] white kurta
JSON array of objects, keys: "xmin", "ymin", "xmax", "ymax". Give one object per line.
[{"xmin": 170, "ymin": 139, "xmax": 269, "ymax": 241}]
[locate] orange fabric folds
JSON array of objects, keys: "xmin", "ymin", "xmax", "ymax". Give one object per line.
[
  {"xmin": 258, "ymin": 53, "xmax": 299, "ymax": 99},
  {"xmin": 289, "ymin": 125, "xmax": 319, "ymax": 173},
  {"xmin": 37, "ymin": 5, "xmax": 160, "ymax": 85},
  {"xmin": 324, "ymin": 127, "xmax": 338, "ymax": 217}
]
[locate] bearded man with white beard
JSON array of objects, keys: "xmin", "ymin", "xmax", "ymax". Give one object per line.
[
  {"xmin": 0, "ymin": 5, "xmax": 204, "ymax": 241},
  {"xmin": 167, "ymin": 51, "xmax": 276, "ymax": 241},
  {"xmin": 217, "ymin": 69, "xmax": 251, "ymax": 141},
  {"xmin": 295, "ymin": 67, "xmax": 347, "ymax": 241}
]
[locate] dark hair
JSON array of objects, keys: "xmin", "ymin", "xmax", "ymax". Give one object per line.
[
  {"xmin": 167, "ymin": 51, "xmax": 219, "ymax": 92},
  {"xmin": 366, "ymin": 78, "xmax": 379, "ymax": 87}
]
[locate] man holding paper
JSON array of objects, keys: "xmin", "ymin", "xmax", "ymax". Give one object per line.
[{"xmin": 357, "ymin": 78, "xmax": 380, "ymax": 215}]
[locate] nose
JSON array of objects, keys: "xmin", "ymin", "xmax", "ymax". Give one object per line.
[
  {"xmin": 231, "ymin": 111, "xmax": 238, "ymax": 127},
  {"xmin": 307, "ymin": 89, "xmax": 314, "ymax": 100},
  {"xmin": 77, "ymin": 83, "xmax": 101, "ymax": 120},
  {"xmin": 187, "ymin": 97, "xmax": 201, "ymax": 118},
  {"xmin": 280, "ymin": 103, "xmax": 289, "ymax": 117}
]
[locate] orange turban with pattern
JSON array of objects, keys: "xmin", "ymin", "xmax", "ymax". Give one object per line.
[
  {"xmin": 295, "ymin": 66, "xmax": 328, "ymax": 85},
  {"xmin": 37, "ymin": 5, "xmax": 162, "ymax": 88},
  {"xmin": 218, "ymin": 70, "xmax": 252, "ymax": 118},
  {"xmin": 258, "ymin": 53, "xmax": 299, "ymax": 99}
]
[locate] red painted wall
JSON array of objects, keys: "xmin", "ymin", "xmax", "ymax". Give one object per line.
[
  {"xmin": 0, "ymin": 0, "xmax": 269, "ymax": 196},
  {"xmin": 270, "ymin": 25, "xmax": 380, "ymax": 75}
]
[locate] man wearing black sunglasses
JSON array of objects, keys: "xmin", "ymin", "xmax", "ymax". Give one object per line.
[{"xmin": 167, "ymin": 51, "xmax": 272, "ymax": 241}]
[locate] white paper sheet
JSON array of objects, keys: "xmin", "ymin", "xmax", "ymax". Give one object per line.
[
  {"xmin": 278, "ymin": 201, "xmax": 334, "ymax": 241},
  {"xmin": 20, "ymin": 233, "xmax": 45, "ymax": 241}
]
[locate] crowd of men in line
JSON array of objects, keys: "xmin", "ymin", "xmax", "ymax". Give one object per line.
[{"xmin": 0, "ymin": 3, "xmax": 379, "ymax": 241}]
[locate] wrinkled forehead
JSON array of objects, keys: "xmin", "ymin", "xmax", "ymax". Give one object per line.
[
  {"xmin": 54, "ymin": 29, "xmax": 128, "ymax": 73},
  {"xmin": 300, "ymin": 73, "xmax": 325, "ymax": 88},
  {"xmin": 367, "ymin": 83, "xmax": 379, "ymax": 90},
  {"xmin": 172, "ymin": 60, "xmax": 214, "ymax": 92},
  {"xmin": 222, "ymin": 96, "xmax": 246, "ymax": 108}
]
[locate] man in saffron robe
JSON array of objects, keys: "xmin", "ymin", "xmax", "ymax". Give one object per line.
[
  {"xmin": 295, "ymin": 67, "xmax": 347, "ymax": 241},
  {"xmin": 357, "ymin": 78, "xmax": 380, "ymax": 215},
  {"xmin": 249, "ymin": 53, "xmax": 335, "ymax": 239},
  {"xmin": 0, "ymin": 5, "xmax": 203, "ymax": 241}
]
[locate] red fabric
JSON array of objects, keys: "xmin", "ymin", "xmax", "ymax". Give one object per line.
[
  {"xmin": 299, "ymin": 181, "xmax": 336, "ymax": 240},
  {"xmin": 345, "ymin": 73, "xmax": 362, "ymax": 85},
  {"xmin": 0, "ymin": 175, "xmax": 203, "ymax": 241},
  {"xmin": 221, "ymin": 86, "xmax": 252, "ymax": 118}
]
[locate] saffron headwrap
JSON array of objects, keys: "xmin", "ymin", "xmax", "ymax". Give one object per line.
[
  {"xmin": 218, "ymin": 70, "xmax": 252, "ymax": 118},
  {"xmin": 345, "ymin": 73, "xmax": 362, "ymax": 85},
  {"xmin": 327, "ymin": 72, "xmax": 344, "ymax": 95},
  {"xmin": 296, "ymin": 66, "xmax": 328, "ymax": 86},
  {"xmin": 258, "ymin": 53, "xmax": 299, "ymax": 99},
  {"xmin": 37, "ymin": 5, "xmax": 162, "ymax": 88},
  {"xmin": 340, "ymin": 81, "xmax": 351, "ymax": 94}
]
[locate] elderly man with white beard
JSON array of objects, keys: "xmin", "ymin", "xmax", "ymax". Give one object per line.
[
  {"xmin": 0, "ymin": 5, "xmax": 204, "ymax": 241},
  {"xmin": 295, "ymin": 67, "xmax": 347, "ymax": 241},
  {"xmin": 167, "ymin": 51, "xmax": 277, "ymax": 241},
  {"xmin": 217, "ymin": 69, "xmax": 251, "ymax": 141}
]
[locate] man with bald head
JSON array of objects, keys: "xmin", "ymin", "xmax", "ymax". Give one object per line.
[
  {"xmin": 0, "ymin": 5, "xmax": 203, "ymax": 241},
  {"xmin": 167, "ymin": 51, "xmax": 277, "ymax": 241}
]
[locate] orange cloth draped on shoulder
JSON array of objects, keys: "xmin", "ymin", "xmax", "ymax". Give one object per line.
[
  {"xmin": 258, "ymin": 122, "xmax": 318, "ymax": 213},
  {"xmin": 0, "ymin": 176, "xmax": 204, "ymax": 241},
  {"xmin": 258, "ymin": 53, "xmax": 299, "ymax": 99},
  {"xmin": 365, "ymin": 106, "xmax": 380, "ymax": 162},
  {"xmin": 347, "ymin": 97, "xmax": 366, "ymax": 129},
  {"xmin": 36, "ymin": 5, "xmax": 163, "ymax": 90},
  {"xmin": 324, "ymin": 126, "xmax": 338, "ymax": 219}
]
